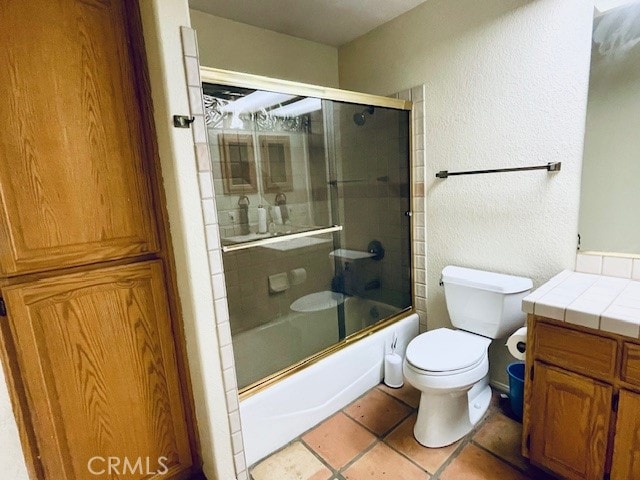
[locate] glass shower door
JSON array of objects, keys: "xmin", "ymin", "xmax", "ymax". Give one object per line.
[
  {"xmin": 203, "ymin": 83, "xmax": 411, "ymax": 391},
  {"xmin": 326, "ymin": 100, "xmax": 412, "ymax": 339}
]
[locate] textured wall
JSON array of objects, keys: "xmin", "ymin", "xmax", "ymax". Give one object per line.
[
  {"xmin": 339, "ymin": 0, "xmax": 594, "ymax": 385},
  {"xmin": 190, "ymin": 9, "xmax": 339, "ymax": 87}
]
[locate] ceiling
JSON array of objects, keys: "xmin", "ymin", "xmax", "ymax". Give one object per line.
[{"xmin": 188, "ymin": 0, "xmax": 429, "ymax": 47}]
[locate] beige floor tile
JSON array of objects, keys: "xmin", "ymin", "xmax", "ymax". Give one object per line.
[
  {"xmin": 251, "ymin": 442, "xmax": 332, "ymax": 480},
  {"xmin": 439, "ymin": 444, "xmax": 528, "ymax": 480},
  {"xmin": 345, "ymin": 388, "xmax": 412, "ymax": 436},
  {"xmin": 384, "ymin": 413, "xmax": 459, "ymax": 473},
  {"xmin": 302, "ymin": 412, "xmax": 377, "ymax": 469},
  {"xmin": 473, "ymin": 412, "xmax": 527, "ymax": 470},
  {"xmin": 377, "ymin": 382, "xmax": 421, "ymax": 408},
  {"xmin": 343, "ymin": 442, "xmax": 430, "ymax": 480}
]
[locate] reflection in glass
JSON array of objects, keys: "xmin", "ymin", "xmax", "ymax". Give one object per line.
[{"xmin": 204, "ymin": 83, "xmax": 412, "ymax": 390}]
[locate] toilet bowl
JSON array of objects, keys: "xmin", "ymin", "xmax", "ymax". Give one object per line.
[
  {"xmin": 403, "ymin": 328, "xmax": 492, "ymax": 447},
  {"xmin": 403, "ymin": 266, "xmax": 532, "ymax": 448}
]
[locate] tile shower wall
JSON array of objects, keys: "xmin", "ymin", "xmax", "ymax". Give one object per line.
[
  {"xmin": 396, "ymin": 86, "xmax": 428, "ymax": 332},
  {"xmin": 223, "ymin": 243, "xmax": 333, "ymax": 334},
  {"xmin": 182, "ymin": 26, "xmax": 427, "ymax": 475},
  {"xmin": 333, "ymin": 103, "xmax": 412, "ymax": 309},
  {"xmin": 180, "ymin": 27, "xmax": 249, "ymax": 480},
  {"xmin": 209, "ymin": 109, "xmax": 334, "ymax": 334}
]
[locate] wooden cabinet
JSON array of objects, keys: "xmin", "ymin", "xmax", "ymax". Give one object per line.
[
  {"xmin": 528, "ymin": 363, "xmax": 611, "ymax": 479},
  {"xmin": 524, "ymin": 316, "xmax": 640, "ymax": 480},
  {"xmin": 0, "ymin": 0, "xmax": 202, "ymax": 479},
  {"xmin": 611, "ymin": 390, "xmax": 640, "ymax": 479},
  {"xmin": 2, "ymin": 262, "xmax": 192, "ymax": 479},
  {"xmin": 0, "ymin": 0, "xmax": 159, "ymax": 276}
]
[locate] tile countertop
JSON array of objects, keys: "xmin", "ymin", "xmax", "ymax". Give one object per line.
[{"xmin": 522, "ymin": 270, "xmax": 640, "ymax": 339}]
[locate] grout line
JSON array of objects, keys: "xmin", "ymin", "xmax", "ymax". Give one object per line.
[
  {"xmin": 338, "ymin": 439, "xmax": 380, "ymax": 474},
  {"xmin": 298, "ymin": 436, "xmax": 342, "ymax": 478},
  {"xmin": 252, "ymin": 389, "xmax": 531, "ymax": 480},
  {"xmin": 469, "ymin": 439, "xmax": 530, "ymax": 476},
  {"xmin": 375, "ymin": 383, "xmax": 420, "ymax": 409}
]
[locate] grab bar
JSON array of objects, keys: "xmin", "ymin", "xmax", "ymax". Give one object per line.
[
  {"xmin": 435, "ymin": 162, "xmax": 561, "ymax": 179},
  {"xmin": 221, "ymin": 225, "xmax": 343, "ymax": 253}
]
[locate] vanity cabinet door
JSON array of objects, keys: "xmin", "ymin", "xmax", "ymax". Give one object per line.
[
  {"xmin": 529, "ymin": 362, "xmax": 611, "ymax": 480},
  {"xmin": 611, "ymin": 390, "xmax": 640, "ymax": 480},
  {"xmin": 1, "ymin": 261, "xmax": 193, "ymax": 480}
]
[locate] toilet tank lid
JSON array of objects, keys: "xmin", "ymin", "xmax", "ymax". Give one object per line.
[{"xmin": 442, "ymin": 266, "xmax": 533, "ymax": 294}]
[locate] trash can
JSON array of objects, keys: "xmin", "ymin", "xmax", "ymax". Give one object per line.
[{"xmin": 507, "ymin": 362, "xmax": 525, "ymax": 420}]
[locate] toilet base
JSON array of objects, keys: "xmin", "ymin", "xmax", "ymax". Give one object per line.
[{"xmin": 413, "ymin": 375, "xmax": 491, "ymax": 448}]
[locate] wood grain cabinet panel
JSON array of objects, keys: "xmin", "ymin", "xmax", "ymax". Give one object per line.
[
  {"xmin": 2, "ymin": 261, "xmax": 193, "ymax": 479},
  {"xmin": 529, "ymin": 362, "xmax": 611, "ymax": 480},
  {"xmin": 622, "ymin": 343, "xmax": 640, "ymax": 386},
  {"xmin": 0, "ymin": 0, "xmax": 159, "ymax": 276},
  {"xmin": 534, "ymin": 322, "xmax": 617, "ymax": 380},
  {"xmin": 611, "ymin": 390, "xmax": 640, "ymax": 480}
]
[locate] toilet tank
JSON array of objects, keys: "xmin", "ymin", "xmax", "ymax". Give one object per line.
[{"xmin": 441, "ymin": 266, "xmax": 533, "ymax": 339}]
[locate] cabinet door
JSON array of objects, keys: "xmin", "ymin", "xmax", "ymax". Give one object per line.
[
  {"xmin": 2, "ymin": 261, "xmax": 192, "ymax": 479},
  {"xmin": 0, "ymin": 0, "xmax": 158, "ymax": 276},
  {"xmin": 611, "ymin": 390, "xmax": 640, "ymax": 479},
  {"xmin": 529, "ymin": 362, "xmax": 611, "ymax": 480}
]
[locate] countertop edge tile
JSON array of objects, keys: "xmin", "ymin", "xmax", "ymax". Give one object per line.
[
  {"xmin": 523, "ymin": 271, "xmax": 640, "ymax": 340},
  {"xmin": 600, "ymin": 315, "xmax": 640, "ymax": 339}
]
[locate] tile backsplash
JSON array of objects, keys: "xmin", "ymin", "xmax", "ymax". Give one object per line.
[{"xmin": 576, "ymin": 252, "xmax": 640, "ymax": 280}]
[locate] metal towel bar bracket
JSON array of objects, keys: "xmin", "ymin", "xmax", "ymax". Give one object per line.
[{"xmin": 435, "ymin": 162, "xmax": 561, "ymax": 179}]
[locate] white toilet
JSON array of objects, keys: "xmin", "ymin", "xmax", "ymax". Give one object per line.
[{"xmin": 403, "ymin": 265, "xmax": 532, "ymax": 448}]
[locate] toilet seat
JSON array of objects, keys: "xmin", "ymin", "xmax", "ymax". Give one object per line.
[{"xmin": 406, "ymin": 328, "xmax": 491, "ymax": 374}]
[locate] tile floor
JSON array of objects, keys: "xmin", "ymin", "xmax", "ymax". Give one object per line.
[{"xmin": 250, "ymin": 382, "xmax": 556, "ymax": 480}]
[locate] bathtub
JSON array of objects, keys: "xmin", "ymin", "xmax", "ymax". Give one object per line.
[
  {"xmin": 237, "ymin": 302, "xmax": 419, "ymax": 465},
  {"xmin": 232, "ymin": 295, "xmax": 402, "ymax": 389}
]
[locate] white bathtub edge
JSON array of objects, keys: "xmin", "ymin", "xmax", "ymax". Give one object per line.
[{"xmin": 240, "ymin": 313, "xmax": 419, "ymax": 466}]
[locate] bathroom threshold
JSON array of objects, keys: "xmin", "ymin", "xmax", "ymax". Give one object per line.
[{"xmin": 249, "ymin": 382, "xmax": 556, "ymax": 480}]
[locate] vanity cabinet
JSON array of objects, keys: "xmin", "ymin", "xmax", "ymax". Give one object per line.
[
  {"xmin": 528, "ymin": 363, "xmax": 611, "ymax": 479},
  {"xmin": 610, "ymin": 390, "xmax": 640, "ymax": 479},
  {"xmin": 523, "ymin": 315, "xmax": 640, "ymax": 480}
]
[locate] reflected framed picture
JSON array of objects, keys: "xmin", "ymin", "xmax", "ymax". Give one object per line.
[
  {"xmin": 218, "ymin": 133, "xmax": 258, "ymax": 194},
  {"xmin": 259, "ymin": 135, "xmax": 293, "ymax": 193}
]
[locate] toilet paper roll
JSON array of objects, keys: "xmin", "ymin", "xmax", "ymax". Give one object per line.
[
  {"xmin": 290, "ymin": 268, "xmax": 307, "ymax": 285},
  {"xmin": 506, "ymin": 326, "xmax": 527, "ymax": 361}
]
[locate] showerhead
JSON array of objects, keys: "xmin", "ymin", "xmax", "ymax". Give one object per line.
[{"xmin": 353, "ymin": 106, "xmax": 375, "ymax": 126}]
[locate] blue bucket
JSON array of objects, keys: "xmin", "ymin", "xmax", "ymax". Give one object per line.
[{"xmin": 507, "ymin": 362, "xmax": 525, "ymax": 420}]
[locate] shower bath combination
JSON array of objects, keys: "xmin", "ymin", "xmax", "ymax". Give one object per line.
[
  {"xmin": 203, "ymin": 82, "xmax": 411, "ymax": 390},
  {"xmin": 202, "ymin": 77, "xmax": 413, "ymax": 462}
]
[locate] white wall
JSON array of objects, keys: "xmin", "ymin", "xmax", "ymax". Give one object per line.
[
  {"xmin": 339, "ymin": 0, "xmax": 594, "ymax": 385},
  {"xmin": 579, "ymin": 35, "xmax": 640, "ymax": 255},
  {"xmin": 139, "ymin": 2, "xmax": 235, "ymax": 479},
  {"xmin": 190, "ymin": 9, "xmax": 339, "ymax": 87},
  {"xmin": 0, "ymin": 364, "xmax": 28, "ymax": 479}
]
